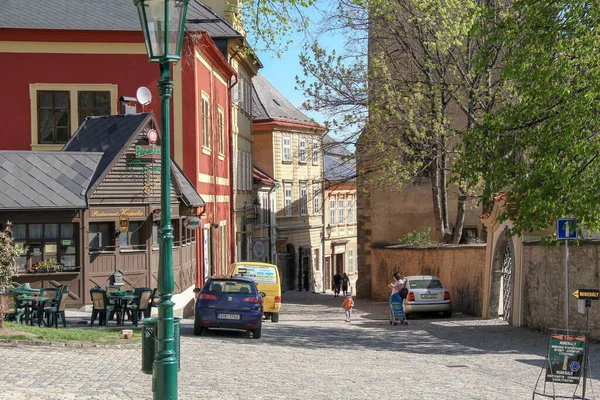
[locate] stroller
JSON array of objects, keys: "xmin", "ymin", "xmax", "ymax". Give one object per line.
[{"xmin": 389, "ymin": 293, "xmax": 408, "ymax": 326}]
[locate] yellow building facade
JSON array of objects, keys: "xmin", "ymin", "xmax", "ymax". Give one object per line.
[{"xmin": 252, "ymin": 74, "xmax": 326, "ymax": 292}]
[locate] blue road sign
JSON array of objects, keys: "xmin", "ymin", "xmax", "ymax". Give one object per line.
[{"xmin": 557, "ymin": 218, "xmax": 578, "ymax": 240}]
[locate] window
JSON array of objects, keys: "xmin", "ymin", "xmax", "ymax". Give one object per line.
[
  {"xmin": 284, "ymin": 184, "xmax": 293, "ymax": 216},
  {"xmin": 38, "ymin": 91, "xmax": 70, "ymax": 144},
  {"xmin": 78, "ymin": 91, "xmax": 110, "ymax": 125},
  {"xmin": 338, "ymin": 199, "xmax": 345, "ymax": 224},
  {"xmin": 217, "ymin": 107, "xmax": 225, "ymax": 155},
  {"xmin": 312, "ymin": 140, "xmax": 319, "ymax": 164},
  {"xmin": 313, "ymin": 184, "xmax": 320, "ymax": 214},
  {"xmin": 202, "ymin": 94, "xmax": 211, "ymax": 150},
  {"xmin": 348, "ymin": 249, "xmax": 354, "ymax": 273},
  {"xmin": 300, "ymin": 183, "xmax": 307, "ymax": 215},
  {"xmin": 348, "ymin": 199, "xmax": 353, "ymax": 224},
  {"xmin": 233, "ymin": 150, "xmax": 237, "ymax": 190},
  {"xmin": 329, "ymin": 199, "xmax": 336, "ymax": 226},
  {"xmin": 242, "ymin": 152, "xmax": 247, "ymax": 191},
  {"xmin": 30, "ymin": 84, "xmax": 117, "ymax": 149},
  {"xmin": 299, "ymin": 138, "xmax": 306, "ymax": 163},
  {"xmin": 237, "ymin": 149, "xmax": 242, "ymax": 191},
  {"xmin": 282, "ymin": 136, "xmax": 291, "ymax": 162},
  {"xmin": 119, "ymin": 221, "xmax": 144, "ymax": 249},
  {"xmin": 89, "ymin": 222, "xmax": 113, "ymax": 251},
  {"xmin": 12, "ymin": 223, "xmax": 79, "ymax": 271}
]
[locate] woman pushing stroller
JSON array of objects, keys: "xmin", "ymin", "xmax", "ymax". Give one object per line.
[{"xmin": 388, "ymin": 272, "xmax": 408, "ymax": 325}]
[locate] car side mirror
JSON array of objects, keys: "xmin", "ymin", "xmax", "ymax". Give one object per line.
[{"xmin": 193, "ymin": 288, "xmax": 201, "ymax": 294}]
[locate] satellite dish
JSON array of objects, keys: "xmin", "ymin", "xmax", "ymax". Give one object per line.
[{"xmin": 136, "ymin": 86, "xmax": 152, "ymax": 106}]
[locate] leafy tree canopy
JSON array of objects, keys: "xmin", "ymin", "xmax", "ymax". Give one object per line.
[{"xmin": 458, "ymin": 0, "xmax": 600, "ymax": 236}]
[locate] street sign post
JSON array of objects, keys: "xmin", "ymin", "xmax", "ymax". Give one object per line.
[
  {"xmin": 557, "ymin": 218, "xmax": 578, "ymax": 335},
  {"xmin": 572, "ymin": 289, "xmax": 600, "ymax": 300}
]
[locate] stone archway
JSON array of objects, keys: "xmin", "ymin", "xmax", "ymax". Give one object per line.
[{"xmin": 489, "ymin": 231, "xmax": 516, "ymax": 322}]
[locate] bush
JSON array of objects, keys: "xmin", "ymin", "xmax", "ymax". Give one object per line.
[{"xmin": 399, "ymin": 227, "xmax": 432, "ymax": 246}]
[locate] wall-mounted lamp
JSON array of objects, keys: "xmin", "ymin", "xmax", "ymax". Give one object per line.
[
  {"xmin": 326, "ymin": 224, "xmax": 332, "ymax": 238},
  {"xmin": 245, "ymin": 198, "xmax": 261, "ymax": 225}
]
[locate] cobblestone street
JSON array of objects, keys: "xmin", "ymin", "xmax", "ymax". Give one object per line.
[{"xmin": 0, "ymin": 292, "xmax": 598, "ymax": 400}]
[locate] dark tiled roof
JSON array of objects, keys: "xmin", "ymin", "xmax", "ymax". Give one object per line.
[
  {"xmin": 323, "ymin": 135, "xmax": 355, "ymax": 182},
  {"xmin": 0, "ymin": 151, "xmax": 102, "ymax": 210},
  {"xmin": 63, "ymin": 113, "xmax": 203, "ymax": 207},
  {"xmin": 63, "ymin": 113, "xmax": 151, "ymax": 196},
  {"xmin": 252, "ymin": 73, "xmax": 318, "ymax": 125},
  {"xmin": 172, "ymin": 160, "xmax": 205, "ymax": 207},
  {"xmin": 0, "ymin": 0, "xmax": 241, "ymax": 38}
]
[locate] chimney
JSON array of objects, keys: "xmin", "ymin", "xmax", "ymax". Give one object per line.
[{"xmin": 119, "ymin": 96, "xmax": 137, "ymax": 115}]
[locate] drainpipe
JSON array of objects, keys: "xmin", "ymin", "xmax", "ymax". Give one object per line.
[
  {"xmin": 228, "ymin": 75, "xmax": 238, "ymax": 265},
  {"xmin": 519, "ymin": 235, "xmax": 524, "ymax": 327}
]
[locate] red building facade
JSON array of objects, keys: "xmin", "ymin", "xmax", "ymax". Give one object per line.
[{"xmin": 0, "ymin": 4, "xmax": 239, "ymax": 294}]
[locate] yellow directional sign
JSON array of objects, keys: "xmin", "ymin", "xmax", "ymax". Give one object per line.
[{"xmin": 572, "ymin": 289, "xmax": 600, "ymax": 300}]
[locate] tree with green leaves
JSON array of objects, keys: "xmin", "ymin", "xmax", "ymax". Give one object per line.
[
  {"xmin": 0, "ymin": 222, "xmax": 22, "ymax": 328},
  {"xmin": 292, "ymin": 0, "xmax": 511, "ymax": 243},
  {"xmin": 458, "ymin": 0, "xmax": 600, "ymax": 237}
]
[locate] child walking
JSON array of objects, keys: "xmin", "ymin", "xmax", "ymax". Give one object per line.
[{"xmin": 343, "ymin": 294, "xmax": 354, "ymax": 322}]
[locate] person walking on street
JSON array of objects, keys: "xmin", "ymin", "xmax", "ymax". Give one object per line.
[
  {"xmin": 343, "ymin": 293, "xmax": 354, "ymax": 322},
  {"xmin": 333, "ymin": 271, "xmax": 342, "ymax": 297},
  {"xmin": 342, "ymin": 273, "xmax": 350, "ymax": 296}
]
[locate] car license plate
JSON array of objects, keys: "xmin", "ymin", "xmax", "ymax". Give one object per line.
[
  {"xmin": 421, "ymin": 294, "xmax": 437, "ymax": 299},
  {"xmin": 218, "ymin": 314, "xmax": 240, "ymax": 320}
]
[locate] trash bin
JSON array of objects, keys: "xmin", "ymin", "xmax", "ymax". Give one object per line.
[{"xmin": 141, "ymin": 317, "xmax": 181, "ymax": 374}]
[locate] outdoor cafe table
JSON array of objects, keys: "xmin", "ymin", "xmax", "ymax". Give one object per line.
[
  {"xmin": 106, "ymin": 292, "xmax": 138, "ymax": 326},
  {"xmin": 17, "ymin": 296, "xmax": 50, "ymax": 326}
]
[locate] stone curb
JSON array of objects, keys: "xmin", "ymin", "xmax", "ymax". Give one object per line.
[{"xmin": 0, "ymin": 339, "xmax": 141, "ymax": 349}]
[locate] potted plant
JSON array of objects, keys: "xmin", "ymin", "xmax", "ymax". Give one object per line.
[
  {"xmin": 38, "ymin": 259, "xmax": 61, "ymax": 273},
  {"xmin": 0, "ymin": 222, "xmax": 23, "ymax": 329}
]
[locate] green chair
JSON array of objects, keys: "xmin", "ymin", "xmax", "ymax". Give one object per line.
[
  {"xmin": 43, "ymin": 292, "xmax": 68, "ymax": 328},
  {"xmin": 124, "ymin": 288, "xmax": 152, "ymax": 327},
  {"xmin": 90, "ymin": 288, "xmax": 118, "ymax": 326},
  {"xmin": 2, "ymin": 293, "xmax": 25, "ymax": 323}
]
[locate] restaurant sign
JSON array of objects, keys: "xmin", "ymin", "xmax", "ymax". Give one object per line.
[
  {"xmin": 545, "ymin": 334, "xmax": 586, "ymax": 384},
  {"xmin": 119, "ymin": 215, "xmax": 129, "ymax": 232},
  {"xmin": 90, "ymin": 207, "xmax": 145, "ymax": 219}
]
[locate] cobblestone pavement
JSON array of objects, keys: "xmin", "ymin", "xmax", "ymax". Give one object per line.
[{"xmin": 1, "ymin": 291, "xmax": 599, "ymax": 400}]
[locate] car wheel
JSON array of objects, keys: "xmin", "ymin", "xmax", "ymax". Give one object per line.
[
  {"xmin": 193, "ymin": 320, "xmax": 204, "ymax": 336},
  {"xmin": 405, "ymin": 313, "xmax": 411, "ymax": 320},
  {"xmin": 442, "ymin": 311, "xmax": 452, "ymax": 318},
  {"xmin": 252, "ymin": 326, "xmax": 262, "ymax": 339},
  {"xmin": 271, "ymin": 313, "xmax": 279, "ymax": 323}
]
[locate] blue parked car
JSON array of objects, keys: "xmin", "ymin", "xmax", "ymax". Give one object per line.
[{"xmin": 194, "ymin": 276, "xmax": 264, "ymax": 339}]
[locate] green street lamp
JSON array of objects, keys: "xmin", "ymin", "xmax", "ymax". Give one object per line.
[{"xmin": 133, "ymin": 1, "xmax": 189, "ymax": 399}]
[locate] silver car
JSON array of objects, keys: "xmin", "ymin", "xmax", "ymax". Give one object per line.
[{"xmin": 403, "ymin": 275, "xmax": 452, "ymax": 318}]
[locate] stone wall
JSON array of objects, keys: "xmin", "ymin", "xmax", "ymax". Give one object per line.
[
  {"xmin": 370, "ymin": 245, "xmax": 487, "ymax": 316},
  {"xmin": 522, "ymin": 241, "xmax": 600, "ymax": 336}
]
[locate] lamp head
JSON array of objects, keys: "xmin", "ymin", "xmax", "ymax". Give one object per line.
[{"xmin": 134, "ymin": 0, "xmax": 190, "ymax": 62}]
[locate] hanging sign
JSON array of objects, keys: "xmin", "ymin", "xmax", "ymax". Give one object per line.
[
  {"xmin": 545, "ymin": 334, "xmax": 586, "ymax": 384},
  {"xmin": 147, "ymin": 129, "xmax": 158, "ymax": 144},
  {"xmin": 119, "ymin": 215, "xmax": 129, "ymax": 232},
  {"xmin": 184, "ymin": 217, "xmax": 202, "ymax": 230},
  {"xmin": 253, "ymin": 240, "xmax": 266, "ymax": 259}
]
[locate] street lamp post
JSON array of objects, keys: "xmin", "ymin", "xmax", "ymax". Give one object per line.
[{"xmin": 133, "ymin": 1, "xmax": 189, "ymax": 399}]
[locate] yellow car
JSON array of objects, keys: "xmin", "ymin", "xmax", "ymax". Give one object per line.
[{"xmin": 230, "ymin": 262, "xmax": 281, "ymax": 322}]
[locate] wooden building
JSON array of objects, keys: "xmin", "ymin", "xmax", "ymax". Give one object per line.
[{"xmin": 0, "ymin": 113, "xmax": 204, "ymax": 305}]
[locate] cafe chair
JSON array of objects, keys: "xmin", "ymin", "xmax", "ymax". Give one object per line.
[
  {"xmin": 146, "ymin": 288, "xmax": 158, "ymax": 318},
  {"xmin": 43, "ymin": 292, "xmax": 68, "ymax": 328},
  {"xmin": 105, "ymin": 285, "xmax": 121, "ymax": 293},
  {"xmin": 40, "ymin": 288, "xmax": 60, "ymax": 307},
  {"xmin": 90, "ymin": 288, "xmax": 119, "ymax": 327},
  {"xmin": 2, "ymin": 293, "xmax": 25, "ymax": 323},
  {"xmin": 124, "ymin": 288, "xmax": 153, "ymax": 327}
]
